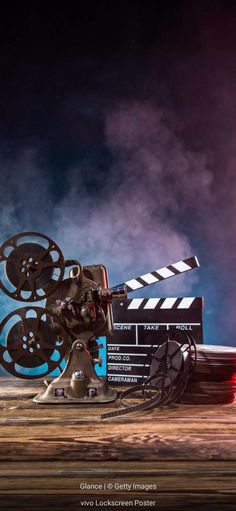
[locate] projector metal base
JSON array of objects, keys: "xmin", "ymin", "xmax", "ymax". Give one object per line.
[{"xmin": 33, "ymin": 339, "xmax": 117, "ymax": 404}]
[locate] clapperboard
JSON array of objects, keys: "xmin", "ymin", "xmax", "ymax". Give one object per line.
[{"xmin": 106, "ymin": 256, "xmax": 203, "ymax": 385}]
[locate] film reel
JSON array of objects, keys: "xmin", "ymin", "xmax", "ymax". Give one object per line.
[
  {"xmin": 149, "ymin": 340, "xmax": 184, "ymax": 385},
  {"xmin": 101, "ymin": 333, "xmax": 196, "ymax": 420},
  {"xmin": 0, "ymin": 307, "xmax": 69, "ymax": 379},
  {"xmin": 0, "ymin": 232, "xmax": 65, "ymax": 301},
  {"xmin": 145, "ymin": 333, "xmax": 196, "ymax": 401}
]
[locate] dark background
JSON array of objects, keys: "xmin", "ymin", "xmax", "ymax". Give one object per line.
[{"xmin": 0, "ymin": 1, "xmax": 236, "ymax": 344}]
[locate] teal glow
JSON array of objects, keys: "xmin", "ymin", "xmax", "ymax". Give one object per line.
[{"xmin": 15, "ymin": 362, "xmax": 48, "ymax": 376}]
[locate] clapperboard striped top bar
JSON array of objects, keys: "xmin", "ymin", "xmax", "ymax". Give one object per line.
[
  {"xmin": 127, "ymin": 297, "xmax": 202, "ymax": 309},
  {"xmin": 113, "ymin": 256, "xmax": 200, "ymax": 293}
]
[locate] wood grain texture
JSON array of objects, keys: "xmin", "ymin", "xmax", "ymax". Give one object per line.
[
  {"xmin": 0, "ymin": 460, "xmax": 236, "ymax": 492},
  {"xmin": 0, "ymin": 378, "xmax": 236, "ymax": 510}
]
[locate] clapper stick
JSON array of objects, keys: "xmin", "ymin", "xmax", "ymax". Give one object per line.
[{"xmin": 112, "ymin": 256, "xmax": 200, "ymax": 293}]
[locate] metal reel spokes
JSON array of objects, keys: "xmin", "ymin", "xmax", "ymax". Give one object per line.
[
  {"xmin": 149, "ymin": 340, "xmax": 185, "ymax": 385},
  {"xmin": 147, "ymin": 333, "xmax": 196, "ymax": 403},
  {"xmin": 0, "ymin": 232, "xmax": 65, "ymax": 301},
  {"xmin": 0, "ymin": 307, "xmax": 69, "ymax": 379}
]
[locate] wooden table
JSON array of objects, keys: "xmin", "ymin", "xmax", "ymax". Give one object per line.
[{"xmin": 0, "ymin": 378, "xmax": 236, "ymax": 510}]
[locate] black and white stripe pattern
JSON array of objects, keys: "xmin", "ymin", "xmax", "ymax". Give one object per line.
[
  {"xmin": 126, "ymin": 297, "xmax": 202, "ymax": 310},
  {"xmin": 113, "ymin": 256, "xmax": 199, "ymax": 293}
]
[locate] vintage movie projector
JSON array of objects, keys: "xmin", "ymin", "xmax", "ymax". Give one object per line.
[{"xmin": 0, "ymin": 231, "xmax": 201, "ymax": 408}]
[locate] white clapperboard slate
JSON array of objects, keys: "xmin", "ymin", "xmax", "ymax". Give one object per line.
[
  {"xmin": 107, "ymin": 296, "xmax": 203, "ymax": 385},
  {"xmin": 106, "ymin": 255, "xmax": 203, "ymax": 385}
]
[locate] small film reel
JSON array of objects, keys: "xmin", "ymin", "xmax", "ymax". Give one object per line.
[
  {"xmin": 149, "ymin": 340, "xmax": 186, "ymax": 385},
  {"xmin": 102, "ymin": 333, "xmax": 196, "ymax": 420},
  {"xmin": 0, "ymin": 232, "xmax": 65, "ymax": 302},
  {"xmin": 0, "ymin": 307, "xmax": 69, "ymax": 379}
]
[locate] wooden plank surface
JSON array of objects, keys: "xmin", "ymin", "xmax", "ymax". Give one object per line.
[
  {"xmin": 0, "ymin": 378, "xmax": 236, "ymax": 510},
  {"xmin": 0, "ymin": 460, "xmax": 236, "ymax": 493}
]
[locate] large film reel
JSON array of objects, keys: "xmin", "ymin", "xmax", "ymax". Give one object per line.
[
  {"xmin": 0, "ymin": 232, "xmax": 65, "ymax": 301},
  {"xmin": 0, "ymin": 307, "xmax": 69, "ymax": 379}
]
